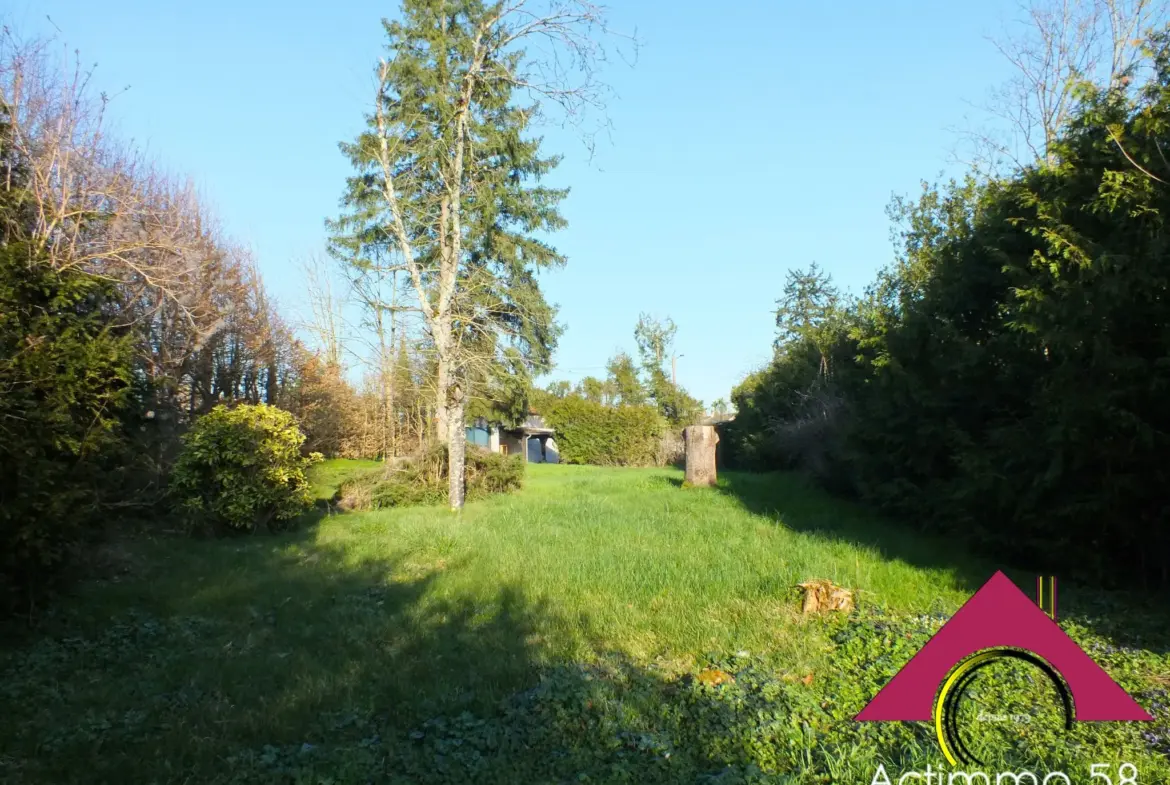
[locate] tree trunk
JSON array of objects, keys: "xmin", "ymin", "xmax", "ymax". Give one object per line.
[
  {"xmin": 372, "ymin": 303, "xmax": 389, "ymax": 460},
  {"xmin": 434, "ymin": 348, "xmax": 450, "ymax": 443},
  {"xmin": 387, "ymin": 273, "xmax": 398, "ymax": 456},
  {"xmin": 684, "ymin": 425, "xmax": 719, "ymax": 487},
  {"xmin": 447, "ymin": 381, "xmax": 466, "ymax": 510},
  {"xmin": 415, "ymin": 398, "xmax": 425, "ymax": 453}
]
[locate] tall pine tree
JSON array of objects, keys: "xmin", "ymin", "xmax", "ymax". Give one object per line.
[{"xmin": 330, "ymin": 0, "xmax": 616, "ymax": 508}]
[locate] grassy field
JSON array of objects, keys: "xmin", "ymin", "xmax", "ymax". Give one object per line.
[{"xmin": 2, "ymin": 462, "xmax": 1168, "ymax": 783}]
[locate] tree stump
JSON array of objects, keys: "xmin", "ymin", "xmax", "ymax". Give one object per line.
[{"xmin": 683, "ymin": 425, "xmax": 719, "ymax": 487}]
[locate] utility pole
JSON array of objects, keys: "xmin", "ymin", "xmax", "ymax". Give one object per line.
[{"xmin": 672, "ymin": 353, "xmax": 684, "ymax": 386}]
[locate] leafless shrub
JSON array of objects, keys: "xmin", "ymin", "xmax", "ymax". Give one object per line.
[{"xmin": 766, "ymin": 385, "xmax": 846, "ymax": 481}]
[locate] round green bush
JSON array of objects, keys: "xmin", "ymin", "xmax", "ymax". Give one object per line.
[{"xmin": 171, "ymin": 403, "xmax": 322, "ymax": 532}]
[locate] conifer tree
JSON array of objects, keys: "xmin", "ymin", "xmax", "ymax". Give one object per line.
[{"xmin": 330, "ymin": 0, "xmax": 624, "ymax": 508}]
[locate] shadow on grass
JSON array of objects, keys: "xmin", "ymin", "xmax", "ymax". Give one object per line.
[
  {"xmin": 4, "ymin": 517, "xmax": 861, "ymax": 785},
  {"xmin": 293, "ymin": 498, "xmax": 333, "ymax": 528},
  {"xmin": 4, "ymin": 500, "xmax": 1165, "ymax": 782},
  {"xmin": 713, "ymin": 469, "xmax": 996, "ymax": 594},
  {"xmin": 712, "ymin": 470, "xmax": 1170, "ymax": 654}
]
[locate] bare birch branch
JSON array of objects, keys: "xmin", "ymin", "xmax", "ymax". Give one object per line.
[{"xmin": 953, "ymin": 0, "xmax": 1167, "ymax": 175}]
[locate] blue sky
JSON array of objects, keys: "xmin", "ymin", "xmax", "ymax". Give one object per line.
[{"xmin": 14, "ymin": 0, "xmax": 1023, "ymax": 406}]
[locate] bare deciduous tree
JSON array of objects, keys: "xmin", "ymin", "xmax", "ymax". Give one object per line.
[
  {"xmin": 2, "ymin": 28, "xmax": 302, "ymax": 446},
  {"xmin": 298, "ymin": 252, "xmax": 348, "ymax": 369},
  {"xmin": 954, "ymin": 0, "xmax": 1168, "ymax": 173},
  {"xmin": 2, "ymin": 31, "xmax": 214, "ymax": 327}
]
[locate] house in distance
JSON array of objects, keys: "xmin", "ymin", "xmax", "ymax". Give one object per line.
[{"xmin": 466, "ymin": 414, "xmax": 560, "ymax": 464}]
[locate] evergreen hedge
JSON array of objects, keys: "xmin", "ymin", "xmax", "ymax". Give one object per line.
[
  {"xmin": 728, "ymin": 49, "xmax": 1170, "ymax": 588},
  {"xmin": 0, "ymin": 243, "xmax": 135, "ymax": 615},
  {"xmin": 539, "ymin": 396, "xmax": 666, "ymax": 466}
]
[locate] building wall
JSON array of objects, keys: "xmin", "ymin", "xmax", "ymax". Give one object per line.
[
  {"xmin": 525, "ymin": 436, "xmax": 561, "ymax": 463},
  {"xmin": 466, "ymin": 417, "xmax": 492, "ymax": 448},
  {"xmin": 500, "ymin": 431, "xmax": 526, "ymax": 457},
  {"xmin": 497, "ymin": 430, "xmax": 561, "ymax": 462}
]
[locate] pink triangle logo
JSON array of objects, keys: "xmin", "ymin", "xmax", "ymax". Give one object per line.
[{"xmin": 855, "ymin": 571, "xmax": 1152, "ymax": 722}]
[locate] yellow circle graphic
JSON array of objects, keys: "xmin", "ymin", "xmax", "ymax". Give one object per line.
[{"xmin": 933, "ymin": 648, "xmax": 1074, "ymax": 767}]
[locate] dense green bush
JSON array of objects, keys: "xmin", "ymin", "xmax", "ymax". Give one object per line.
[
  {"xmin": 0, "ymin": 242, "xmax": 136, "ymax": 615},
  {"xmin": 538, "ymin": 395, "xmax": 666, "ymax": 466},
  {"xmin": 730, "ymin": 46, "xmax": 1170, "ymax": 588},
  {"xmin": 171, "ymin": 404, "xmax": 322, "ymax": 532},
  {"xmin": 464, "ymin": 447, "xmax": 526, "ymax": 498},
  {"xmin": 338, "ymin": 444, "xmax": 524, "ymax": 510}
]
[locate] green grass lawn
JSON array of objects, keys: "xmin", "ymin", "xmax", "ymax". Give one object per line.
[
  {"xmin": 2, "ymin": 462, "xmax": 1168, "ymax": 784},
  {"xmin": 307, "ymin": 457, "xmax": 381, "ymax": 502}
]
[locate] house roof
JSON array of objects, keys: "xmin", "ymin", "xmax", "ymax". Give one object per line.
[
  {"xmin": 469, "ymin": 415, "xmax": 555, "ymax": 436},
  {"xmin": 505, "ymin": 425, "xmax": 555, "ymax": 436},
  {"xmin": 503, "ymin": 414, "xmax": 554, "ymax": 435},
  {"xmin": 855, "ymin": 571, "xmax": 1152, "ymax": 722}
]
